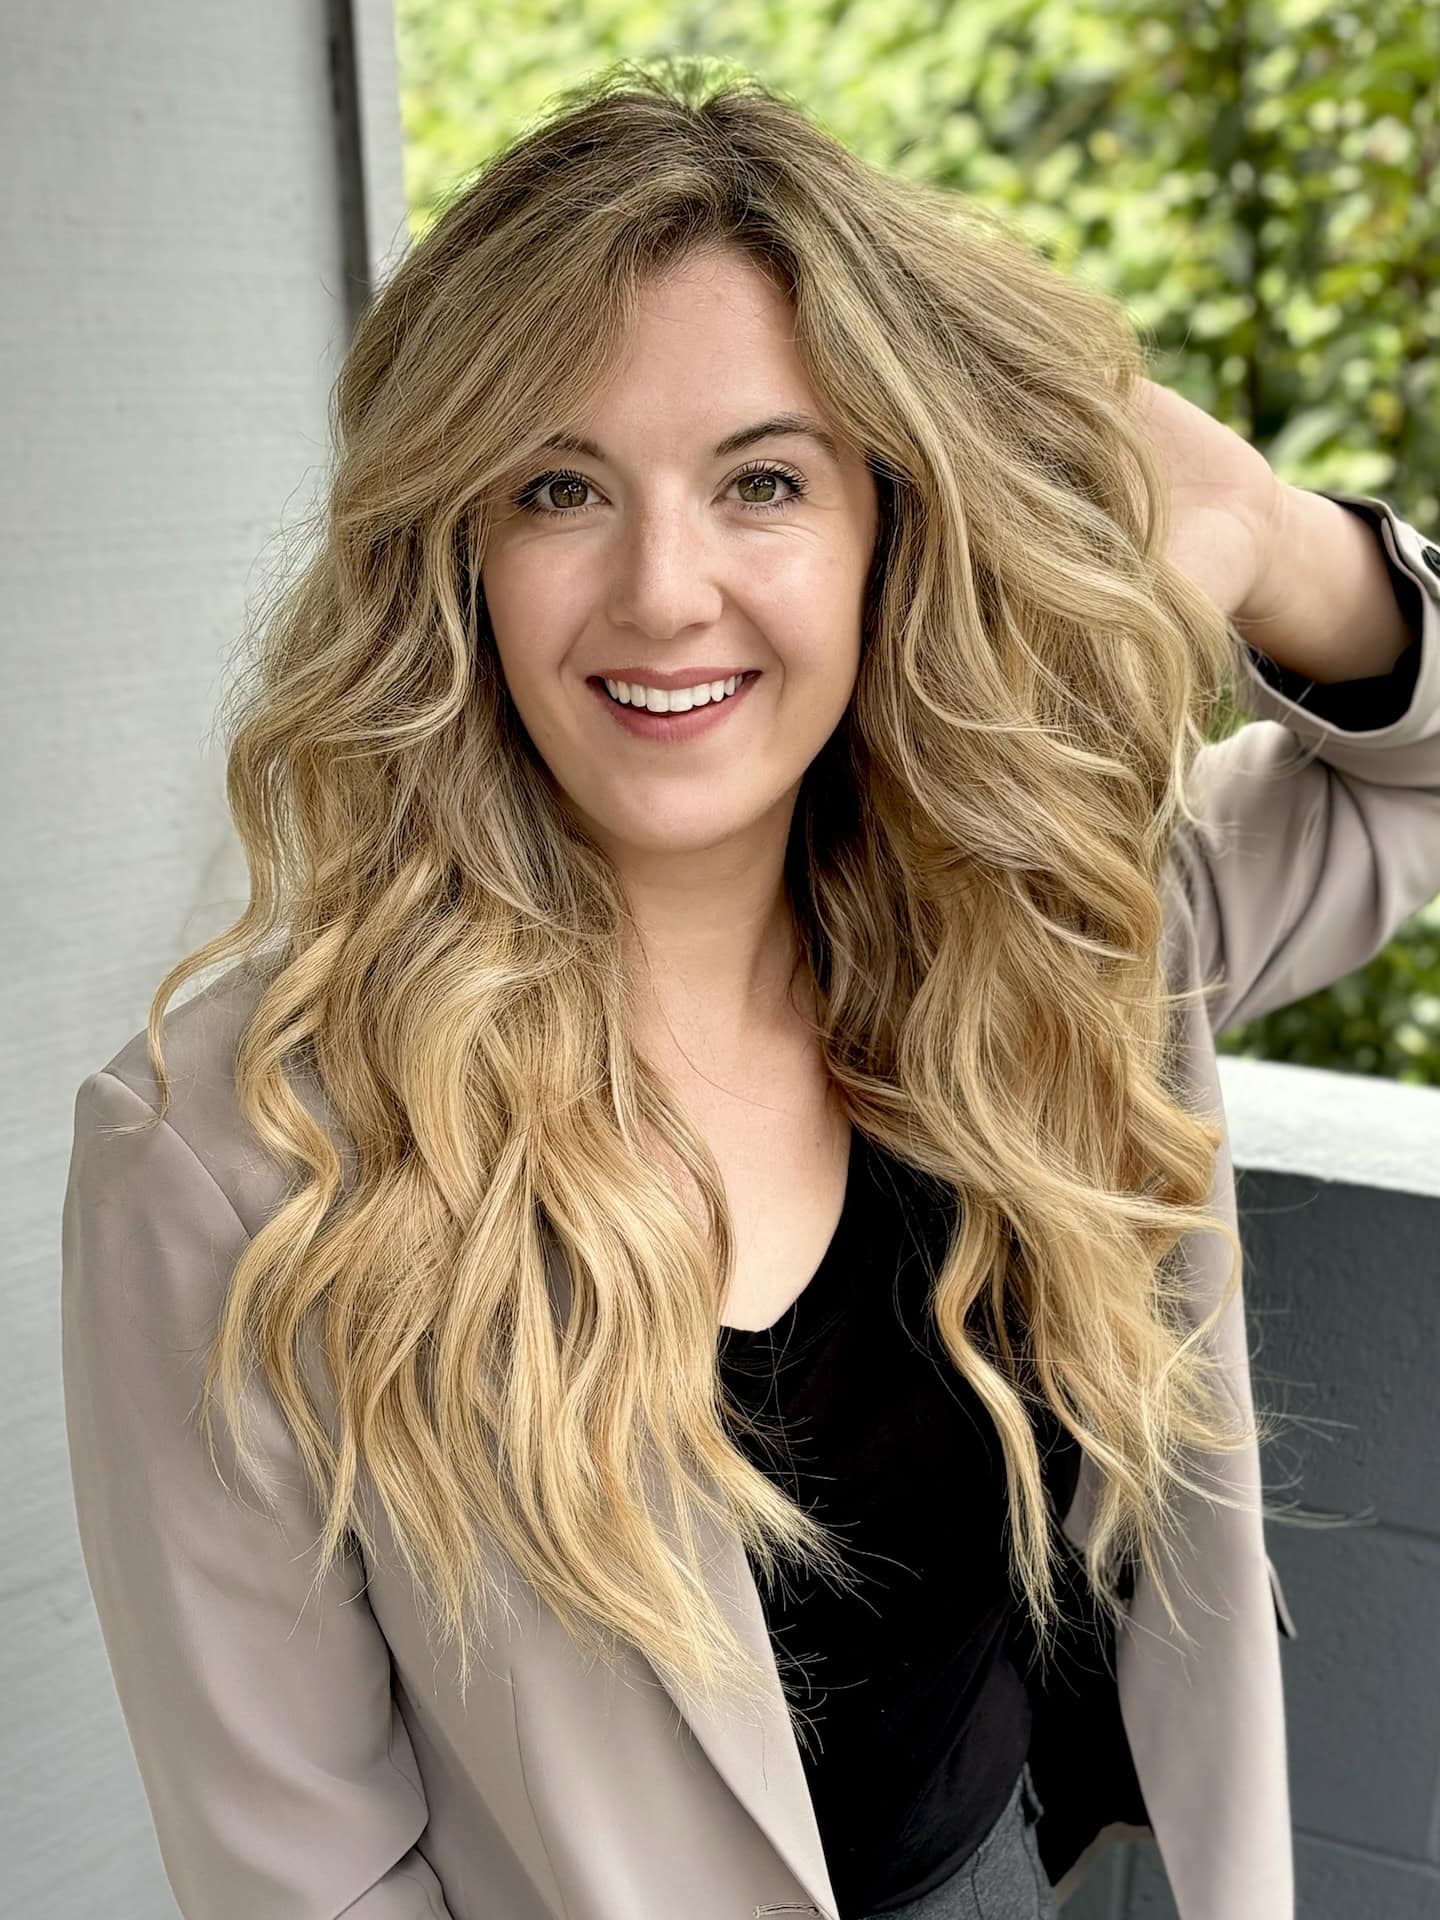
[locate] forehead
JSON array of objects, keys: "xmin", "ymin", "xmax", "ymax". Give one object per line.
[
  {"xmin": 565, "ymin": 253, "xmax": 822, "ymax": 441},
  {"xmin": 521, "ymin": 248, "xmax": 862, "ymax": 476}
]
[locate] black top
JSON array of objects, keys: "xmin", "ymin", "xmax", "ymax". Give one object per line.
[{"xmin": 716, "ymin": 1129, "xmax": 1082, "ymax": 1917}]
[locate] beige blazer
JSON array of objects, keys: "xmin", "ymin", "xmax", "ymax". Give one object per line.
[{"xmin": 61, "ymin": 491, "xmax": 1440, "ymax": 1920}]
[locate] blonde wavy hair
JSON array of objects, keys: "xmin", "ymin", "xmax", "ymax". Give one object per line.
[{"xmin": 126, "ymin": 58, "xmax": 1279, "ymax": 1731}]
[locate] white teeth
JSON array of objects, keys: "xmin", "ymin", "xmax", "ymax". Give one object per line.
[{"xmin": 601, "ymin": 674, "xmax": 742, "ymax": 712}]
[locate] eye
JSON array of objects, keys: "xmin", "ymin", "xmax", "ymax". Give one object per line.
[{"xmin": 510, "ymin": 461, "xmax": 810, "ymax": 520}]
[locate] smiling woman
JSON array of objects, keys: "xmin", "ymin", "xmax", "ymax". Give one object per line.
[
  {"xmin": 64, "ymin": 53, "xmax": 1259, "ymax": 1920},
  {"xmin": 57, "ymin": 51, "xmax": 1440, "ymax": 1920}
]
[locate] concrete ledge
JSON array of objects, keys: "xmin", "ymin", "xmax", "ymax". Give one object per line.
[{"xmin": 1218, "ymin": 1054, "xmax": 1440, "ymax": 1200}]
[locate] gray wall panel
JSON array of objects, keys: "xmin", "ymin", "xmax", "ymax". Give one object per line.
[{"xmin": 1, "ymin": 3, "xmax": 401, "ymax": 1915}]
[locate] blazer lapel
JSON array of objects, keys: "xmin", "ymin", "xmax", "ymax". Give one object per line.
[
  {"xmin": 641, "ymin": 1455, "xmax": 840, "ymax": 1918},
  {"xmin": 544, "ymin": 1234, "xmax": 838, "ymax": 1915}
]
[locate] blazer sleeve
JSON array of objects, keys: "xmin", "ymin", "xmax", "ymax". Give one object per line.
[
  {"xmin": 60, "ymin": 1068, "xmax": 457, "ymax": 1920},
  {"xmin": 1167, "ymin": 490, "xmax": 1440, "ymax": 1037}
]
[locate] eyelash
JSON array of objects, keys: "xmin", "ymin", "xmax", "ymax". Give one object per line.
[{"xmin": 511, "ymin": 460, "xmax": 810, "ymax": 520}]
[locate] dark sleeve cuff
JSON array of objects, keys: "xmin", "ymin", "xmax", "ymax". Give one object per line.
[{"xmin": 1243, "ymin": 497, "xmax": 1424, "ymax": 730}]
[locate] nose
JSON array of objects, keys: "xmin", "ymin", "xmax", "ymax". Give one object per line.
[{"xmin": 603, "ymin": 506, "xmax": 726, "ymax": 642}]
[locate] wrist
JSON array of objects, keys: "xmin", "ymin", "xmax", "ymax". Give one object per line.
[{"xmin": 1232, "ymin": 483, "xmax": 1415, "ymax": 685}]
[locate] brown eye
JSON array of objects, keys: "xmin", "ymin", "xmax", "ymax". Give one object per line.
[
  {"xmin": 513, "ymin": 470, "xmax": 593, "ymax": 516},
  {"xmin": 732, "ymin": 463, "xmax": 808, "ymax": 514},
  {"xmin": 737, "ymin": 471, "xmax": 782, "ymax": 506}
]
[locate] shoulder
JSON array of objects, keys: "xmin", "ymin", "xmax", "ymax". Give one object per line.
[{"xmin": 80, "ymin": 954, "xmax": 354, "ymax": 1237}]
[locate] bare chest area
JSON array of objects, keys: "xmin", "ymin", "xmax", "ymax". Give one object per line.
[
  {"xmin": 641, "ymin": 1027, "xmax": 853, "ymax": 1334},
  {"xmin": 707, "ymin": 1104, "xmax": 853, "ymax": 1332}
]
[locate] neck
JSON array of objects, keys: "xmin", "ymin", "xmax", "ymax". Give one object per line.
[{"xmin": 622, "ymin": 872, "xmax": 804, "ymax": 1050}]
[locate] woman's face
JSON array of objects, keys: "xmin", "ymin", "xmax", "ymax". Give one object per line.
[{"xmin": 480, "ymin": 248, "xmax": 880, "ymax": 867}]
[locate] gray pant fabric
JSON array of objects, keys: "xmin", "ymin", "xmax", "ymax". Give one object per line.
[{"xmin": 865, "ymin": 1764, "xmax": 1058, "ymax": 1920}]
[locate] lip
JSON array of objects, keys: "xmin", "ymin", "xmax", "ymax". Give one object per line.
[
  {"xmin": 588, "ymin": 666, "xmax": 757, "ymax": 691},
  {"xmin": 587, "ymin": 670, "xmax": 760, "ymax": 741}
]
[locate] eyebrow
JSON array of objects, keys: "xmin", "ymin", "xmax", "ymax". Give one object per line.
[{"xmin": 537, "ymin": 412, "xmax": 843, "ymax": 466}]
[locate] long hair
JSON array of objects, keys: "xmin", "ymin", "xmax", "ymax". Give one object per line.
[{"xmin": 123, "ymin": 57, "xmax": 1275, "ymax": 1732}]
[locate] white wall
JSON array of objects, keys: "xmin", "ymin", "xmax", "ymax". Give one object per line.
[{"xmin": 0, "ymin": 3, "xmax": 404, "ymax": 1912}]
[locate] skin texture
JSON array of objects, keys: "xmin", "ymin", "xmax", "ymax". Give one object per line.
[
  {"xmin": 1134, "ymin": 375, "xmax": 1283, "ymax": 622},
  {"xmin": 480, "ymin": 247, "xmax": 880, "ymax": 1050}
]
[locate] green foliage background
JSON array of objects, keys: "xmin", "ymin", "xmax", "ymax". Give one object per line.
[{"xmin": 394, "ymin": 0, "xmax": 1440, "ymax": 1084}]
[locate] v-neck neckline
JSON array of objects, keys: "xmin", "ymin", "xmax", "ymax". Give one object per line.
[{"xmin": 716, "ymin": 1125, "xmax": 864, "ymax": 1352}]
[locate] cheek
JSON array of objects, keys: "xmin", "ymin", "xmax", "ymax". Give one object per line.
[
  {"xmin": 776, "ymin": 615, "xmax": 861, "ymax": 695},
  {"xmin": 482, "ymin": 567, "xmax": 563, "ymax": 693}
]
